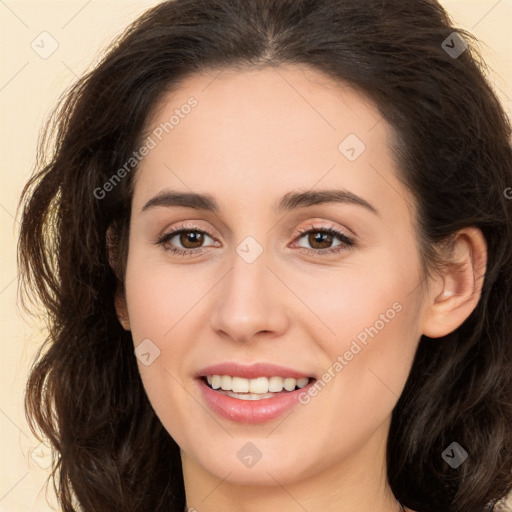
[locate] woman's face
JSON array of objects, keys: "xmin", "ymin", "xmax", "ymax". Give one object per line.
[{"xmin": 122, "ymin": 65, "xmax": 428, "ymax": 487}]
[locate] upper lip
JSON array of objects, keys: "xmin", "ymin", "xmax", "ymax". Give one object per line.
[{"xmin": 196, "ymin": 362, "xmax": 315, "ymax": 380}]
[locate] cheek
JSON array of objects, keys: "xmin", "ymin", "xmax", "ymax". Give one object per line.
[
  {"xmin": 124, "ymin": 253, "xmax": 207, "ymax": 339},
  {"xmin": 295, "ymin": 293, "xmax": 420, "ymax": 460},
  {"xmin": 300, "ymin": 255, "xmax": 418, "ymax": 344},
  {"xmin": 297, "ymin": 252, "xmax": 422, "ymax": 406},
  {"xmin": 123, "ymin": 255, "xmax": 199, "ymax": 438}
]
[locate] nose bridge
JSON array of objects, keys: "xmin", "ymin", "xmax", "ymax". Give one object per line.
[{"xmin": 210, "ymin": 242, "xmax": 288, "ymax": 341}]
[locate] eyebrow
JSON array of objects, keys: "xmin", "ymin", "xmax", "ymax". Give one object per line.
[{"xmin": 141, "ymin": 188, "xmax": 379, "ymax": 216}]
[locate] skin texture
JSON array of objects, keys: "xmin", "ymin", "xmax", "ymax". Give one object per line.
[{"xmin": 113, "ymin": 65, "xmax": 487, "ymax": 512}]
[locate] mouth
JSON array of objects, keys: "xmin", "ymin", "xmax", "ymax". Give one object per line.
[
  {"xmin": 199, "ymin": 375, "xmax": 317, "ymax": 401},
  {"xmin": 196, "ymin": 373, "xmax": 318, "ymax": 423},
  {"xmin": 195, "ymin": 362, "xmax": 318, "ymax": 422}
]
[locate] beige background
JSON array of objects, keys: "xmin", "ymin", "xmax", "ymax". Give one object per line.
[{"xmin": 1, "ymin": 1, "xmax": 511, "ymax": 510}]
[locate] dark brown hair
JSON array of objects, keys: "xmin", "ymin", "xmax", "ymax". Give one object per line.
[{"xmin": 17, "ymin": 1, "xmax": 512, "ymax": 511}]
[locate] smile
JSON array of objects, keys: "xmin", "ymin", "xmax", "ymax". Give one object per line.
[
  {"xmin": 204, "ymin": 375, "xmax": 311, "ymax": 399},
  {"xmin": 197, "ymin": 375, "xmax": 317, "ymax": 423}
]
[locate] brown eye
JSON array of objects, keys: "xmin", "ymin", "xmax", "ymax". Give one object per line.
[
  {"xmin": 293, "ymin": 226, "xmax": 355, "ymax": 256},
  {"xmin": 307, "ymin": 231, "xmax": 334, "ymax": 249},
  {"xmin": 156, "ymin": 227, "xmax": 217, "ymax": 255},
  {"xmin": 178, "ymin": 230, "xmax": 205, "ymax": 249}
]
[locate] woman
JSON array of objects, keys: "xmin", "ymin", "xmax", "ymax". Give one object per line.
[{"xmin": 17, "ymin": 0, "xmax": 512, "ymax": 511}]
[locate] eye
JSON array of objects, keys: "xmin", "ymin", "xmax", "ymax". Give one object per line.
[
  {"xmin": 154, "ymin": 222, "xmax": 355, "ymax": 258},
  {"xmin": 155, "ymin": 225, "xmax": 218, "ymax": 256},
  {"xmin": 292, "ymin": 223, "xmax": 355, "ymax": 256}
]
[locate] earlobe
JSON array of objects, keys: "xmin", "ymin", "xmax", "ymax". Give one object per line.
[
  {"xmin": 106, "ymin": 224, "xmax": 131, "ymax": 331},
  {"xmin": 421, "ymin": 227, "xmax": 487, "ymax": 338},
  {"xmin": 106, "ymin": 224, "xmax": 118, "ymax": 273},
  {"xmin": 115, "ymin": 290, "xmax": 131, "ymax": 331}
]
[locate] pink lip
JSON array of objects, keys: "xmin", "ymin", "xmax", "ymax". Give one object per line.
[
  {"xmin": 196, "ymin": 377, "xmax": 317, "ymax": 424},
  {"xmin": 196, "ymin": 362, "xmax": 314, "ymax": 380}
]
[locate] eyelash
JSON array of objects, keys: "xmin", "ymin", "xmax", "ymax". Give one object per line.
[{"xmin": 154, "ymin": 222, "xmax": 355, "ymax": 257}]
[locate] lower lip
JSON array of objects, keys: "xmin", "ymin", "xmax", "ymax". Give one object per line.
[{"xmin": 196, "ymin": 378, "xmax": 316, "ymax": 424}]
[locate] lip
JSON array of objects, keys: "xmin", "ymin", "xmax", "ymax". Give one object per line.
[
  {"xmin": 196, "ymin": 376, "xmax": 317, "ymax": 424},
  {"xmin": 196, "ymin": 362, "xmax": 314, "ymax": 380}
]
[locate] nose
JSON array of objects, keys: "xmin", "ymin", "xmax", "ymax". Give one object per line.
[{"xmin": 209, "ymin": 249, "xmax": 290, "ymax": 343}]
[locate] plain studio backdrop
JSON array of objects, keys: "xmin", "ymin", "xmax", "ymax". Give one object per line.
[{"xmin": 0, "ymin": 1, "xmax": 511, "ymax": 511}]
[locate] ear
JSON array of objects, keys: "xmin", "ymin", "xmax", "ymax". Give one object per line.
[
  {"xmin": 114, "ymin": 288, "xmax": 131, "ymax": 331},
  {"xmin": 421, "ymin": 227, "xmax": 487, "ymax": 338},
  {"xmin": 106, "ymin": 224, "xmax": 131, "ymax": 331}
]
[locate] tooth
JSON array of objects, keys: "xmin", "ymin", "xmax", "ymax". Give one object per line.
[
  {"xmin": 232, "ymin": 377, "xmax": 250, "ymax": 393},
  {"xmin": 296, "ymin": 377, "xmax": 309, "ymax": 389},
  {"xmin": 283, "ymin": 378, "xmax": 297, "ymax": 391},
  {"xmin": 208, "ymin": 375, "xmax": 310, "ymax": 393},
  {"xmin": 211, "ymin": 375, "xmax": 221, "ymax": 389},
  {"xmin": 268, "ymin": 376, "xmax": 284, "ymax": 392},
  {"xmin": 226, "ymin": 391, "xmax": 275, "ymax": 400},
  {"xmin": 249, "ymin": 377, "xmax": 269, "ymax": 394},
  {"xmin": 220, "ymin": 375, "xmax": 232, "ymax": 391}
]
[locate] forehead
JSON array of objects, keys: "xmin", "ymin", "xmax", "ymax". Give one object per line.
[
  {"xmin": 132, "ymin": 64, "xmax": 413, "ymax": 224},
  {"xmin": 144, "ymin": 64, "xmax": 384, "ymax": 147}
]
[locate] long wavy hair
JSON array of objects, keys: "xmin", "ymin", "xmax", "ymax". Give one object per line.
[{"xmin": 17, "ymin": 0, "xmax": 512, "ymax": 511}]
